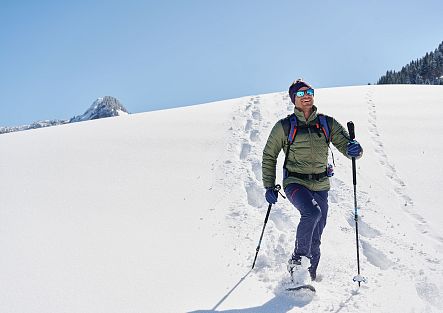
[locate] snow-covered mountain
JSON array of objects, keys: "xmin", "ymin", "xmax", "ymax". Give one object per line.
[
  {"xmin": 0, "ymin": 96, "xmax": 128, "ymax": 134},
  {"xmin": 0, "ymin": 85, "xmax": 442, "ymax": 313},
  {"xmin": 0, "ymin": 119, "xmax": 68, "ymax": 133},
  {"xmin": 69, "ymin": 96, "xmax": 128, "ymax": 123}
]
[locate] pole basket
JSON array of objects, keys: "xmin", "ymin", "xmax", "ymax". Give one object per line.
[{"xmin": 353, "ymin": 274, "xmax": 367, "ymax": 284}]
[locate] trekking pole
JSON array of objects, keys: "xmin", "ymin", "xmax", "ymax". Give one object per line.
[
  {"xmin": 252, "ymin": 185, "xmax": 284, "ymax": 270},
  {"xmin": 347, "ymin": 121, "xmax": 366, "ymax": 287}
]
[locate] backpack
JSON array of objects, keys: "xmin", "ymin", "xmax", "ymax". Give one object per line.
[
  {"xmin": 281, "ymin": 113, "xmax": 331, "ymax": 145},
  {"xmin": 281, "ymin": 113, "xmax": 334, "ymax": 179}
]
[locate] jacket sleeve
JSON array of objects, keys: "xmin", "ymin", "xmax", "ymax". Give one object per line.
[
  {"xmin": 329, "ymin": 117, "xmax": 363, "ymax": 159},
  {"xmin": 262, "ymin": 121, "xmax": 286, "ymax": 188}
]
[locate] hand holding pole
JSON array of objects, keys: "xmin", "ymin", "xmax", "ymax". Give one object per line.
[{"xmin": 252, "ymin": 185, "xmax": 283, "ymax": 269}]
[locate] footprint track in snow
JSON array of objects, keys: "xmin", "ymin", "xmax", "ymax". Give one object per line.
[
  {"xmin": 364, "ymin": 91, "xmax": 443, "ymax": 304},
  {"xmin": 360, "ymin": 239, "xmax": 394, "ymax": 270},
  {"xmin": 365, "ymin": 91, "xmax": 435, "ymax": 236},
  {"xmin": 239, "ymin": 96, "xmax": 266, "ymax": 208},
  {"xmin": 240, "ymin": 142, "xmax": 252, "ymax": 160},
  {"xmin": 240, "ymin": 93, "xmax": 303, "ymax": 277},
  {"xmin": 245, "ymin": 119, "xmax": 252, "ymax": 132},
  {"xmin": 249, "ymin": 130, "xmax": 260, "ymax": 142}
]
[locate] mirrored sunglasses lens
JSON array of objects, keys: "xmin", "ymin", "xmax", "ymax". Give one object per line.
[
  {"xmin": 307, "ymin": 89, "xmax": 314, "ymax": 96},
  {"xmin": 296, "ymin": 91, "xmax": 305, "ymax": 97}
]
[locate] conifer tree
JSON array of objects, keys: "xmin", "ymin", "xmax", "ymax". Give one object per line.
[{"xmin": 378, "ymin": 41, "xmax": 443, "ymax": 85}]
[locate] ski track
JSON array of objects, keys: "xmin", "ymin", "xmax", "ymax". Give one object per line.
[{"xmin": 217, "ymin": 91, "xmax": 443, "ymax": 312}]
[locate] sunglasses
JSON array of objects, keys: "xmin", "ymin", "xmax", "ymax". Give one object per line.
[{"xmin": 296, "ymin": 88, "xmax": 314, "ymax": 97}]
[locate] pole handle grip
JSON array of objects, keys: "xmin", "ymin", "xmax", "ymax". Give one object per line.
[
  {"xmin": 347, "ymin": 121, "xmax": 357, "ymax": 184},
  {"xmin": 347, "ymin": 121, "xmax": 355, "ymax": 140}
]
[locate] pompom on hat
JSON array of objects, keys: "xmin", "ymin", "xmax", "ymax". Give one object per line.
[{"xmin": 288, "ymin": 79, "xmax": 312, "ymax": 104}]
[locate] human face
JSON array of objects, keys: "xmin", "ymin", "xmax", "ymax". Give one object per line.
[{"xmin": 294, "ymin": 87, "xmax": 314, "ymax": 110}]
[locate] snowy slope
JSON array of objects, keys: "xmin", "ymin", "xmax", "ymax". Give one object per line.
[{"xmin": 0, "ymin": 85, "xmax": 442, "ymax": 313}]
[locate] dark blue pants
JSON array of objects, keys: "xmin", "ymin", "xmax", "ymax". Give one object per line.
[{"xmin": 285, "ymin": 183, "xmax": 329, "ymax": 275}]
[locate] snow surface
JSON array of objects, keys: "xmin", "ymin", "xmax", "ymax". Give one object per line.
[{"xmin": 0, "ymin": 85, "xmax": 443, "ymax": 312}]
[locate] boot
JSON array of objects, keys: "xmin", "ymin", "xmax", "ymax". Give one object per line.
[{"xmin": 286, "ymin": 254, "xmax": 301, "ymax": 274}]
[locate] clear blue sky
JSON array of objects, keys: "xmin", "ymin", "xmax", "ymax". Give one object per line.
[{"xmin": 1, "ymin": 0, "xmax": 442, "ymax": 126}]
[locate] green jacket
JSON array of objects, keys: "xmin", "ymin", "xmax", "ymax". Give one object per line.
[{"xmin": 262, "ymin": 106, "xmax": 353, "ymax": 191}]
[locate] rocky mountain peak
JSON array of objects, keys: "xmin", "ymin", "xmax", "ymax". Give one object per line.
[{"xmin": 70, "ymin": 96, "xmax": 129, "ymax": 123}]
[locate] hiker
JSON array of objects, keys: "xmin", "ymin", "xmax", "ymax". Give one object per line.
[{"xmin": 262, "ymin": 79, "xmax": 363, "ymax": 281}]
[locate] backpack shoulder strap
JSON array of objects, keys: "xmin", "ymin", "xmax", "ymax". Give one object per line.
[
  {"xmin": 281, "ymin": 115, "xmax": 290, "ymax": 138},
  {"xmin": 281, "ymin": 113, "xmax": 298, "ymax": 144},
  {"xmin": 318, "ymin": 113, "xmax": 336, "ymax": 166},
  {"xmin": 281, "ymin": 114, "xmax": 298, "ymax": 178},
  {"xmin": 317, "ymin": 114, "xmax": 332, "ymax": 143}
]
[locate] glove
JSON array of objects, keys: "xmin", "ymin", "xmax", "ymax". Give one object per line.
[
  {"xmin": 347, "ymin": 140, "xmax": 362, "ymax": 158},
  {"xmin": 265, "ymin": 187, "xmax": 278, "ymax": 204}
]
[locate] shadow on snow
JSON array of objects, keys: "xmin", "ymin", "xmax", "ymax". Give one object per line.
[{"xmin": 188, "ymin": 270, "xmax": 314, "ymax": 313}]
